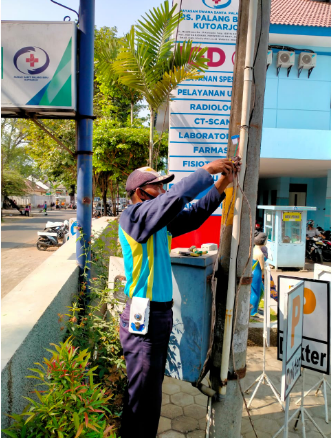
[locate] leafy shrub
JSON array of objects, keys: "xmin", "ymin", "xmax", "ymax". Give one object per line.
[
  {"xmin": 63, "ymin": 221, "xmax": 127, "ymax": 430},
  {"xmin": 65, "ymin": 278, "xmax": 127, "ymax": 429},
  {"xmin": 2, "ymin": 338, "xmax": 117, "ymax": 438}
]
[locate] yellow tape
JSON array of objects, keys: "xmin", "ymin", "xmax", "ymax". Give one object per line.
[{"xmin": 222, "ymin": 187, "xmax": 236, "ymax": 226}]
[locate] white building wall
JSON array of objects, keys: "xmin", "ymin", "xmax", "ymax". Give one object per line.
[{"xmin": 10, "ymin": 195, "xmax": 72, "ymax": 208}]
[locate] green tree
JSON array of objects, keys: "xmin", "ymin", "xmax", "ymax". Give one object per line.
[
  {"xmin": 1, "ymin": 119, "xmax": 33, "ymax": 176},
  {"xmin": 93, "ymin": 121, "xmax": 168, "ymax": 215},
  {"xmin": 1, "ymin": 169, "xmax": 27, "ymax": 198},
  {"xmin": 25, "ymin": 119, "xmax": 77, "ymax": 191},
  {"xmin": 1, "ymin": 118, "xmax": 38, "ymax": 201},
  {"xmin": 105, "ymin": 1, "xmax": 209, "ymax": 166},
  {"xmin": 95, "ymin": 27, "xmax": 143, "ymax": 126}
]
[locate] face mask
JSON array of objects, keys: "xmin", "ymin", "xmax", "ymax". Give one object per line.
[{"xmin": 139, "ymin": 188, "xmax": 156, "ymax": 202}]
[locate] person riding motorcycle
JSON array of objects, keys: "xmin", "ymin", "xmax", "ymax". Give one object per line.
[{"xmin": 306, "ymin": 220, "xmax": 325, "ymax": 240}]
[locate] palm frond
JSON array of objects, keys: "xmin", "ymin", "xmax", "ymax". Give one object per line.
[
  {"xmin": 147, "ymin": 66, "xmax": 207, "ymax": 110},
  {"xmin": 112, "ymin": 27, "xmax": 153, "ymax": 98},
  {"xmin": 112, "ymin": 2, "xmax": 209, "ymax": 112},
  {"xmin": 149, "ymin": 41, "xmax": 209, "ymax": 93},
  {"xmin": 135, "ymin": 1, "xmax": 183, "ymax": 66}
]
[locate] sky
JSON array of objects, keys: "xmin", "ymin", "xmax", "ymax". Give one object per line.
[{"xmin": 2, "ymin": 0, "xmax": 161, "ymax": 37}]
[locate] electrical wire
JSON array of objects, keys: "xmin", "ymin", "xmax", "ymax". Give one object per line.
[
  {"xmin": 196, "ymin": 176, "xmax": 237, "ymax": 386},
  {"xmin": 268, "ymin": 44, "xmax": 314, "ymax": 54}
]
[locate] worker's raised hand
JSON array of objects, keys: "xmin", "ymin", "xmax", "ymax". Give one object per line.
[
  {"xmin": 225, "ymin": 155, "xmax": 242, "ymax": 184},
  {"xmin": 208, "ymin": 157, "xmax": 242, "ymax": 194},
  {"xmin": 203, "ymin": 157, "xmax": 241, "ymax": 181},
  {"xmin": 202, "ymin": 158, "xmax": 232, "ymax": 175}
]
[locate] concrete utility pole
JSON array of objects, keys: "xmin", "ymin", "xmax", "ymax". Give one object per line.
[
  {"xmin": 76, "ymin": 0, "xmax": 95, "ymax": 283},
  {"xmin": 209, "ymin": 0, "xmax": 271, "ymax": 436}
]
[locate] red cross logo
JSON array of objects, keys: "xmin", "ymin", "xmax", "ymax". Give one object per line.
[
  {"xmin": 212, "ymin": 0, "xmax": 222, "ymax": 3},
  {"xmin": 26, "ymin": 53, "xmax": 39, "ymax": 67}
]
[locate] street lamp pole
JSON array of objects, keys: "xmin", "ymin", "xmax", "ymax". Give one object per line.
[{"xmin": 76, "ymin": 0, "xmax": 95, "ymax": 285}]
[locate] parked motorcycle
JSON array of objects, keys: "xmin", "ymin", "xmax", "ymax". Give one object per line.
[
  {"xmin": 93, "ymin": 209, "xmax": 101, "ymax": 218},
  {"xmin": 36, "ymin": 231, "xmax": 62, "ymax": 251},
  {"xmin": 324, "ymin": 230, "xmax": 331, "ymax": 241},
  {"xmin": 316, "ymin": 226, "xmax": 331, "ymax": 262},
  {"xmin": 37, "ymin": 221, "xmax": 69, "ymax": 251},
  {"xmin": 44, "ymin": 221, "xmax": 69, "ymax": 239},
  {"xmin": 322, "ymin": 239, "xmax": 331, "ymax": 262},
  {"xmin": 306, "ymin": 238, "xmax": 324, "ymax": 264}
]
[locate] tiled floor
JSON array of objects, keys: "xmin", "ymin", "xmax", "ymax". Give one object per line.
[{"xmin": 158, "ymin": 346, "xmax": 331, "ymax": 438}]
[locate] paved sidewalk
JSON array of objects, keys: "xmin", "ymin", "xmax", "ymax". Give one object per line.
[{"xmin": 158, "ymin": 347, "xmax": 331, "ymax": 438}]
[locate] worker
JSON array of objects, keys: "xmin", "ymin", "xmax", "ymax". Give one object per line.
[{"xmin": 118, "ymin": 157, "xmax": 241, "ymax": 438}]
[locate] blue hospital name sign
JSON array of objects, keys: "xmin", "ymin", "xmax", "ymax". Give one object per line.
[{"xmin": 169, "ymin": 0, "xmax": 239, "ymax": 219}]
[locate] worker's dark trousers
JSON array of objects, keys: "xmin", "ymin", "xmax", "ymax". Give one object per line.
[{"xmin": 119, "ymin": 302, "xmax": 173, "ymax": 438}]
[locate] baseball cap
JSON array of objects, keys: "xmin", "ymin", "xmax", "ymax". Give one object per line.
[{"xmin": 126, "ymin": 167, "xmax": 174, "ymax": 193}]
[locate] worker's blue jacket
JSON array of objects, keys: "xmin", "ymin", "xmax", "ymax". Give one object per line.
[{"xmin": 118, "ymin": 168, "xmax": 225, "ymax": 302}]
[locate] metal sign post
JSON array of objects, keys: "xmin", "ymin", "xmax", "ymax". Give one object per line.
[
  {"xmin": 295, "ymin": 374, "xmax": 331, "ymax": 424},
  {"xmin": 244, "ymin": 264, "xmax": 284, "ymax": 409},
  {"xmin": 274, "ymin": 368, "xmax": 328, "ymax": 438},
  {"xmin": 76, "ymin": 0, "xmax": 95, "ymax": 288},
  {"xmin": 273, "ymin": 281, "xmax": 304, "ymax": 438}
]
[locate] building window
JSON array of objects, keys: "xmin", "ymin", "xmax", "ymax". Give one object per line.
[
  {"xmin": 265, "ymin": 212, "xmax": 275, "ymax": 242},
  {"xmin": 289, "ymin": 184, "xmax": 307, "ymax": 206}
]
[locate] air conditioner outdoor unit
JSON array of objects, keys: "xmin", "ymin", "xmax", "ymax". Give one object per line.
[
  {"xmin": 277, "ymin": 50, "xmax": 295, "ymax": 76},
  {"xmin": 298, "ymin": 52, "xmax": 317, "ymax": 78},
  {"xmin": 267, "ymin": 49, "xmax": 273, "ymax": 70}
]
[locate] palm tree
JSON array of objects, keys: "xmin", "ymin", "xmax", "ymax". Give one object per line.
[{"xmin": 99, "ymin": 1, "xmax": 209, "ymax": 167}]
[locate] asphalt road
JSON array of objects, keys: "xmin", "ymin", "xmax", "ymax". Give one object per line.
[{"xmin": 1, "ymin": 210, "xmax": 76, "ymax": 298}]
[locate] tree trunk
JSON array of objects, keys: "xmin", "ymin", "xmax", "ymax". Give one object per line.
[
  {"xmin": 116, "ymin": 181, "xmax": 120, "ymax": 215},
  {"xmin": 131, "ymin": 101, "xmax": 134, "ymax": 126},
  {"xmin": 110, "ymin": 180, "xmax": 117, "ymax": 216},
  {"xmin": 209, "ymin": 1, "xmax": 271, "ymax": 436},
  {"xmin": 102, "ymin": 186, "xmax": 107, "ymax": 217},
  {"xmin": 149, "ymin": 107, "xmax": 154, "ymax": 167}
]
